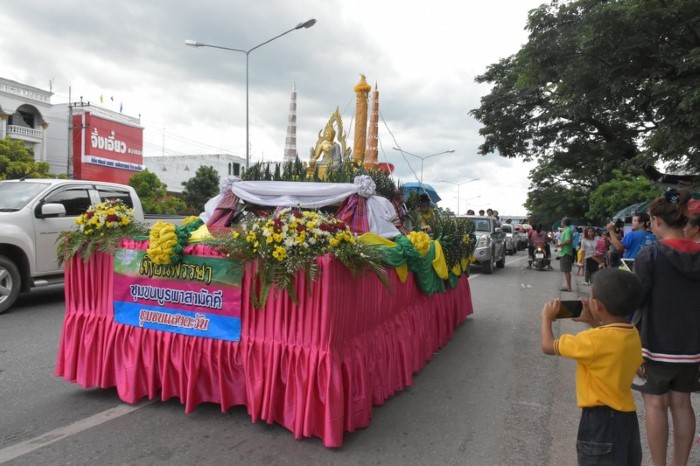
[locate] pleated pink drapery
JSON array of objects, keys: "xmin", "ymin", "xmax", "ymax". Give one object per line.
[{"xmin": 55, "ymin": 241, "xmax": 474, "ymax": 447}]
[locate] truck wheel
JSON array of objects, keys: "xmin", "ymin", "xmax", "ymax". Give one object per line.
[
  {"xmin": 482, "ymin": 256, "xmax": 494, "ymax": 274},
  {"xmin": 496, "ymin": 250, "xmax": 506, "ymax": 268},
  {"xmin": 0, "ymin": 256, "xmax": 21, "ymax": 314}
]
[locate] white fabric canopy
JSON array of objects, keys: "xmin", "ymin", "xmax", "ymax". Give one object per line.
[
  {"xmin": 230, "ymin": 181, "xmax": 358, "ymax": 208},
  {"xmin": 200, "ymin": 176, "xmax": 401, "ymax": 238}
]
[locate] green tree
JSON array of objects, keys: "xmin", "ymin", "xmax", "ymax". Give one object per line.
[
  {"xmin": 470, "ymin": 0, "xmax": 700, "ymax": 187},
  {"xmin": 0, "ymin": 137, "xmax": 51, "ymax": 179},
  {"xmin": 182, "ymin": 165, "xmax": 220, "ymax": 213},
  {"xmin": 587, "ymin": 170, "xmax": 664, "ymax": 224},
  {"xmin": 524, "ymin": 182, "xmax": 588, "ymax": 230},
  {"xmin": 129, "ymin": 169, "xmax": 167, "ymax": 199},
  {"xmin": 128, "ymin": 169, "xmax": 187, "ymax": 214}
]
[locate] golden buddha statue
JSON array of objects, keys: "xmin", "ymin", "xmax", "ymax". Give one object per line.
[{"xmin": 309, "ymin": 107, "xmax": 351, "ymax": 174}]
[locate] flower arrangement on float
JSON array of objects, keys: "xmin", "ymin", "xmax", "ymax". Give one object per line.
[
  {"xmin": 55, "ymin": 178, "xmax": 476, "ymax": 309},
  {"xmin": 57, "ymin": 199, "xmax": 148, "ymax": 264},
  {"xmin": 207, "ymin": 206, "xmax": 388, "ymax": 308}
]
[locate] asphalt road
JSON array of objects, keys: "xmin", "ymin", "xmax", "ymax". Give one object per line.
[{"xmin": 0, "ymin": 252, "xmax": 698, "ymax": 465}]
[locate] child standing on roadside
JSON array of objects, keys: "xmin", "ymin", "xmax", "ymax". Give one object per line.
[{"xmin": 540, "ymin": 268, "xmax": 644, "ymax": 465}]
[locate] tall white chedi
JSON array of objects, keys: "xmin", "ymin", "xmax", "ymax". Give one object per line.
[{"xmin": 283, "ymin": 83, "xmax": 298, "ymax": 164}]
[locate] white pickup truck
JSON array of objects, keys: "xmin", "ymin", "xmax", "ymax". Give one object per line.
[{"xmin": 0, "ymin": 178, "xmax": 184, "ymax": 313}]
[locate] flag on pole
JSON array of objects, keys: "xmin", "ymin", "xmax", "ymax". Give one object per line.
[{"xmin": 100, "ymin": 95, "xmax": 104, "ymax": 104}]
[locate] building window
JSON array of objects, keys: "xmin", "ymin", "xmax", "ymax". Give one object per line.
[{"xmin": 233, "ymin": 163, "xmax": 240, "ymax": 176}]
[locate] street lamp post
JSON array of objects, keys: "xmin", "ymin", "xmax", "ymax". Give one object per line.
[
  {"xmin": 440, "ymin": 178, "xmax": 479, "ymax": 215},
  {"xmin": 392, "ymin": 147, "xmax": 455, "ymax": 185},
  {"xmin": 186, "ymin": 18, "xmax": 317, "ymax": 171}
]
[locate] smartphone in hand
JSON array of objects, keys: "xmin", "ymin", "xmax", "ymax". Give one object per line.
[{"xmin": 556, "ymin": 300, "xmax": 583, "ymax": 319}]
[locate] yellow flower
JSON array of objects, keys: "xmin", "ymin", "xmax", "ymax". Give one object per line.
[
  {"xmin": 146, "ymin": 221, "xmax": 179, "ymax": 265},
  {"xmin": 272, "ymin": 246, "xmax": 287, "ymax": 262},
  {"xmin": 408, "ymin": 231, "xmax": 431, "ymax": 256}
]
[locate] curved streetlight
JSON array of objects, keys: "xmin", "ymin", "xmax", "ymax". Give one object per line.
[
  {"xmin": 391, "ymin": 147, "xmax": 455, "ymax": 185},
  {"xmin": 186, "ymin": 18, "xmax": 317, "ymax": 171},
  {"xmin": 440, "ymin": 178, "xmax": 479, "ymax": 215}
]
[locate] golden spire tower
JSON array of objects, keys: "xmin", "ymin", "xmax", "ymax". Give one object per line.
[{"xmin": 352, "ymin": 74, "xmax": 371, "ymax": 165}]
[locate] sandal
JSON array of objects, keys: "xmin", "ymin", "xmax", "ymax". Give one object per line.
[{"xmin": 560, "ymin": 287, "xmax": 572, "ymax": 292}]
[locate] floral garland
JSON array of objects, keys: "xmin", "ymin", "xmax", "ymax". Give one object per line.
[
  {"xmin": 57, "ymin": 199, "xmax": 148, "ymax": 264},
  {"xmin": 146, "ymin": 216, "xmax": 204, "ymax": 265},
  {"xmin": 208, "ymin": 207, "xmax": 387, "ymax": 308}
]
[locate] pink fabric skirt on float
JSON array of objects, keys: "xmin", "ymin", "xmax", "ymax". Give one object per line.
[{"xmin": 55, "ymin": 242, "xmax": 473, "ymax": 447}]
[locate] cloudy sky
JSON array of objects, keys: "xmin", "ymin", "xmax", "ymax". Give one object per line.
[{"xmin": 1, "ymin": 0, "xmax": 545, "ymax": 217}]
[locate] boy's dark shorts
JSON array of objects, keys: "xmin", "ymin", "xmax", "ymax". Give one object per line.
[
  {"xmin": 578, "ymin": 406, "xmax": 641, "ymax": 466},
  {"xmin": 559, "ymin": 253, "xmax": 573, "ymax": 272},
  {"xmin": 631, "ymin": 359, "xmax": 700, "ymax": 394}
]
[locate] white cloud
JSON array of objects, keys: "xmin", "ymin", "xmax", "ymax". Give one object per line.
[{"xmin": 1, "ymin": 0, "xmax": 545, "ymax": 215}]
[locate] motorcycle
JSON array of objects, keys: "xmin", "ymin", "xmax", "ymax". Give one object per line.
[{"xmin": 532, "ymin": 244, "xmax": 551, "ymax": 271}]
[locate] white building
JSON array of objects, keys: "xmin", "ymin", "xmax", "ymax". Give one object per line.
[
  {"xmin": 144, "ymin": 154, "xmax": 242, "ymax": 194},
  {"xmin": 1, "ymin": 76, "xmax": 243, "ymax": 191},
  {"xmin": 0, "ymin": 78, "xmax": 53, "ymax": 165}
]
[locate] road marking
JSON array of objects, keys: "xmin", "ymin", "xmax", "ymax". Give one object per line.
[{"xmin": 0, "ymin": 401, "xmax": 153, "ymax": 464}]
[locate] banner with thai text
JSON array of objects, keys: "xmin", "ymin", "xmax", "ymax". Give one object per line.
[{"xmin": 113, "ymin": 248, "xmax": 243, "ymax": 342}]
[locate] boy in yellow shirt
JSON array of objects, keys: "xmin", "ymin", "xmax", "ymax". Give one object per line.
[{"xmin": 541, "ymin": 268, "xmax": 643, "ymax": 465}]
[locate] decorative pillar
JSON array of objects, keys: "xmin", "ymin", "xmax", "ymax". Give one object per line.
[
  {"xmin": 352, "ymin": 74, "xmax": 371, "ymax": 165},
  {"xmin": 0, "ymin": 113, "xmax": 8, "ymax": 139},
  {"xmin": 40, "ymin": 121, "xmax": 49, "ymax": 162},
  {"xmin": 365, "ymin": 82, "xmax": 379, "ymax": 169},
  {"xmin": 283, "ymin": 84, "xmax": 298, "ymax": 164}
]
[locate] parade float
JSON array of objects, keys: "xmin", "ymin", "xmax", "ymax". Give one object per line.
[{"xmin": 54, "ymin": 75, "xmax": 476, "ymax": 448}]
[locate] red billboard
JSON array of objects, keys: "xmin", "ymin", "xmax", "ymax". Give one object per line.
[{"xmin": 72, "ymin": 109, "xmax": 144, "ymax": 185}]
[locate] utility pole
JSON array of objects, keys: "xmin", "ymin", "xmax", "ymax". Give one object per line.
[{"xmin": 67, "ymin": 86, "xmax": 73, "ymax": 179}]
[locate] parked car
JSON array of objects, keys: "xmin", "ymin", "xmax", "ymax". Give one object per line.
[
  {"xmin": 513, "ymin": 224, "xmax": 530, "ymax": 251},
  {"xmin": 458, "ymin": 215, "xmax": 506, "ymax": 274},
  {"xmin": 500, "ymin": 223, "xmax": 518, "ymax": 255},
  {"xmin": 0, "ymin": 178, "xmax": 184, "ymax": 313}
]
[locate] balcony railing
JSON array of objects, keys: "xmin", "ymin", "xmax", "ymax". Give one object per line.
[
  {"xmin": 0, "ymin": 82, "xmax": 51, "ymax": 103},
  {"xmin": 7, "ymin": 125, "xmax": 43, "ymax": 139}
]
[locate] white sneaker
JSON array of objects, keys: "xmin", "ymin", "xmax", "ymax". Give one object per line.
[{"xmin": 583, "ymin": 281, "xmax": 591, "ymax": 286}]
